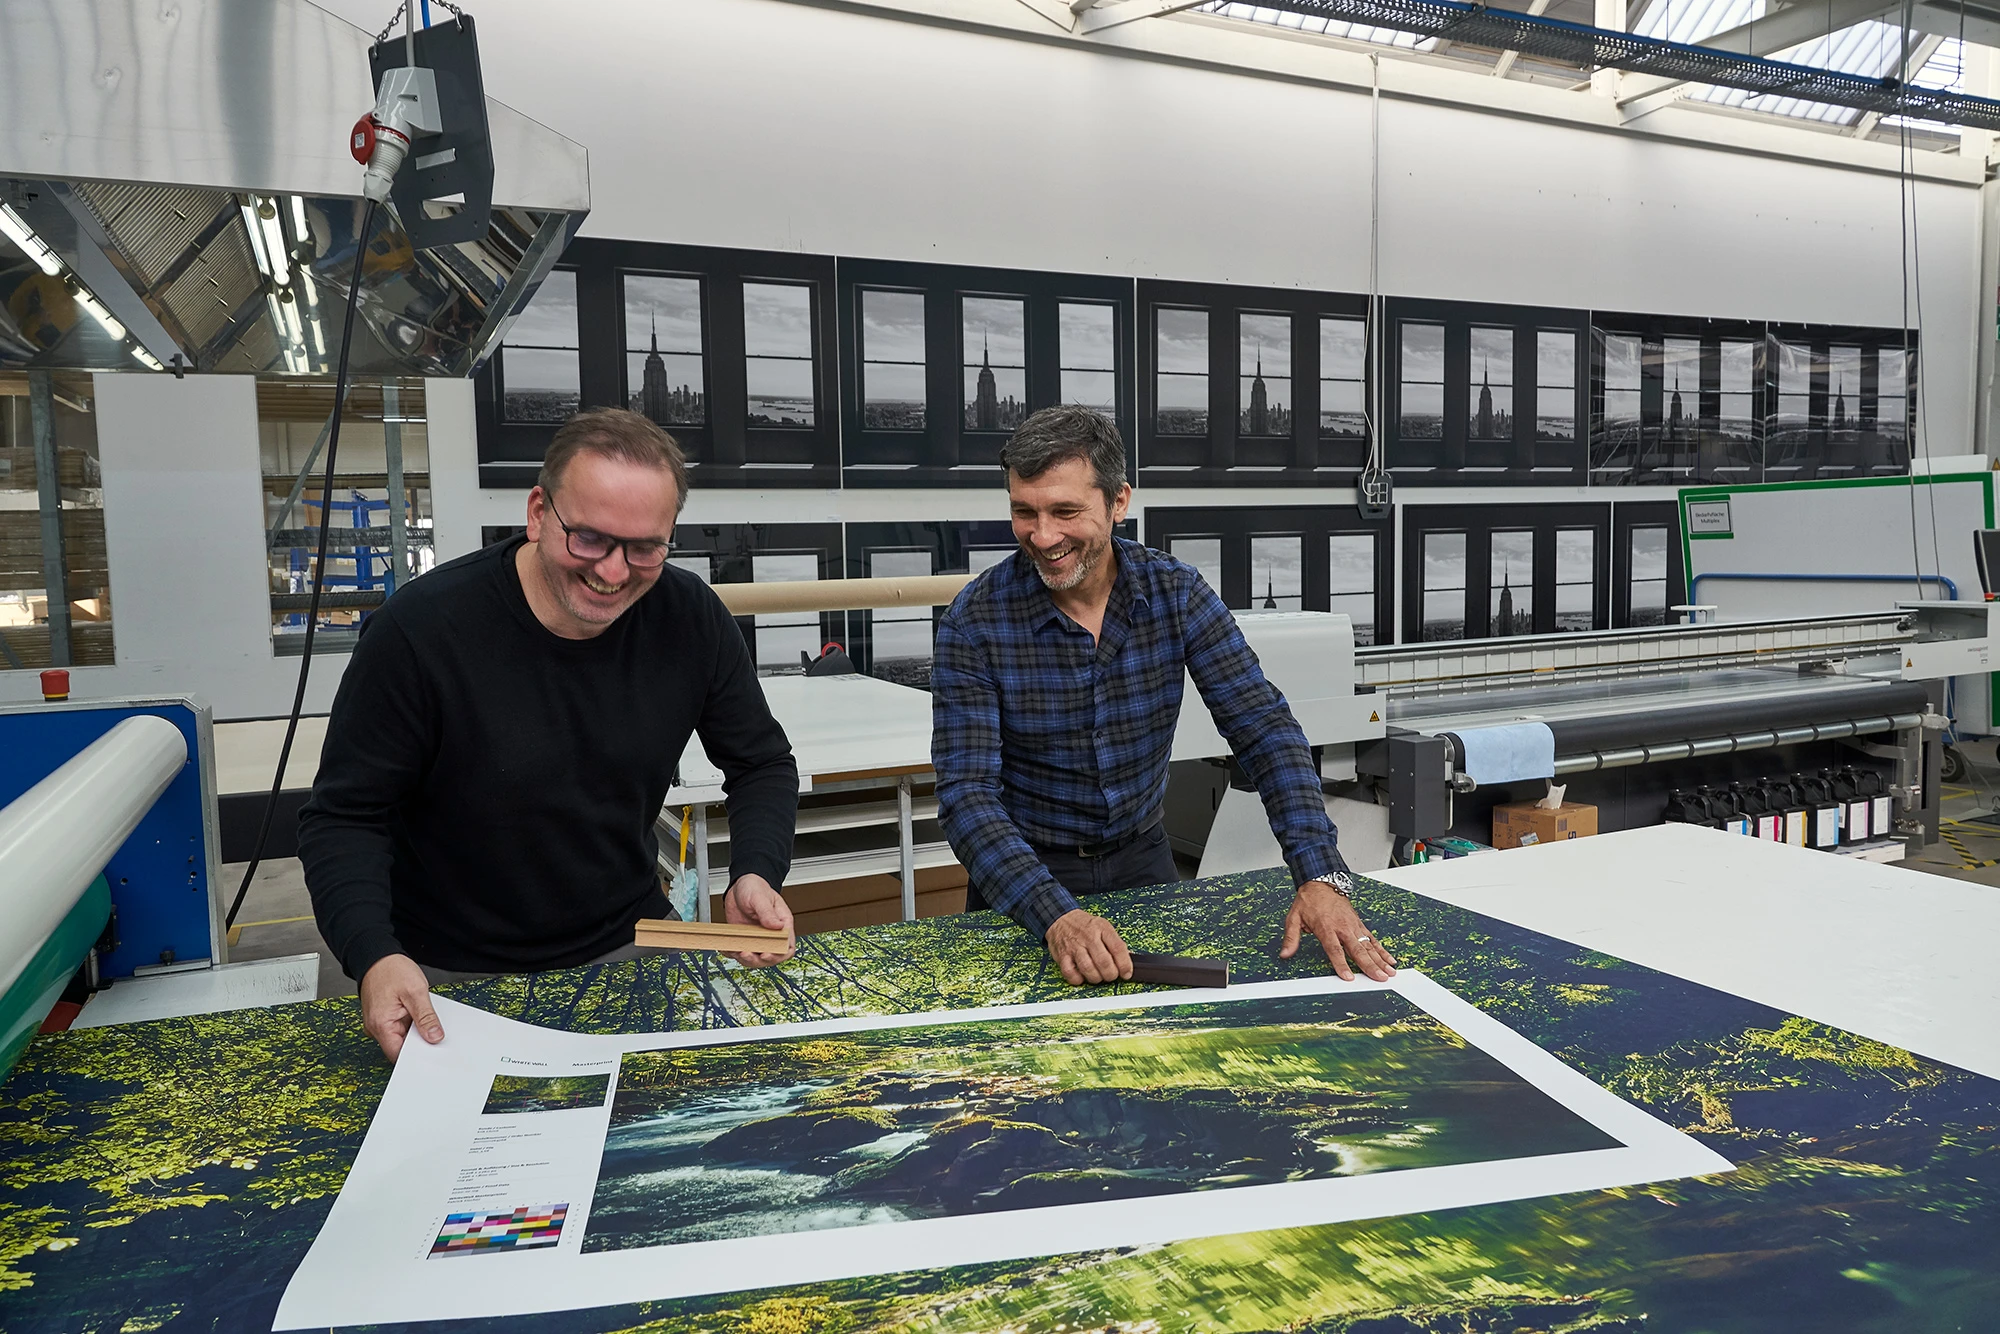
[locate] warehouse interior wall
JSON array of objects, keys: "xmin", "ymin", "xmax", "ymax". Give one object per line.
[{"xmin": 2, "ymin": 0, "xmax": 1986, "ymax": 714}]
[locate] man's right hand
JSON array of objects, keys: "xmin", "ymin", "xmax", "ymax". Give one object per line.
[
  {"xmin": 360, "ymin": 954, "xmax": 445, "ymax": 1063},
  {"xmin": 1045, "ymin": 908, "xmax": 1133, "ymax": 986}
]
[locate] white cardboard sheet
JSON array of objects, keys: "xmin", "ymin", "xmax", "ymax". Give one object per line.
[{"xmin": 274, "ymin": 973, "xmax": 1731, "ymax": 1329}]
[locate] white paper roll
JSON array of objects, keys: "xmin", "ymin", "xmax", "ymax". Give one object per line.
[{"xmin": 0, "ymin": 715, "xmax": 188, "ymax": 999}]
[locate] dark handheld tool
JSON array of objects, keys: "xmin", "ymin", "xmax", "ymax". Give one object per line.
[{"xmin": 1127, "ymin": 953, "xmax": 1229, "ymax": 988}]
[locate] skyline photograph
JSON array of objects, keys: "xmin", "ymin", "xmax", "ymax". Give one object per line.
[
  {"xmin": 1240, "ymin": 312, "xmax": 1293, "ymax": 437},
  {"xmin": 1060, "ymin": 301, "xmax": 1119, "ymax": 414},
  {"xmin": 626, "ymin": 274, "xmax": 705, "ymax": 427},
  {"xmin": 747, "ymin": 282, "xmax": 817, "ymax": 428},
  {"xmin": 863, "ymin": 289, "xmax": 927, "ymax": 430},
  {"xmin": 1399, "ymin": 321, "xmax": 1445, "ymax": 441},
  {"xmin": 1422, "ymin": 530, "xmax": 1467, "ymax": 641},
  {"xmin": 502, "ymin": 269, "xmax": 580, "ymax": 422},
  {"xmin": 1322, "ymin": 317, "xmax": 1368, "ymax": 440},
  {"xmin": 964, "ymin": 296, "xmax": 1028, "ymax": 432},
  {"xmin": 1157, "ymin": 307, "xmax": 1210, "ymax": 435},
  {"xmin": 1329, "ymin": 532, "xmax": 1376, "ymax": 645}
]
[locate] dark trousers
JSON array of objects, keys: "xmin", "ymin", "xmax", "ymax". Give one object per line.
[{"xmin": 964, "ymin": 822, "xmax": 1181, "ymax": 914}]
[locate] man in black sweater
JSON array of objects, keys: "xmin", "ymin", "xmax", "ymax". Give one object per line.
[{"xmin": 301, "ymin": 409, "xmax": 798, "ymax": 1061}]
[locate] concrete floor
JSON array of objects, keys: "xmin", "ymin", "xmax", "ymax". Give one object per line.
[{"xmin": 227, "ymin": 745, "xmax": 2000, "ymax": 1002}]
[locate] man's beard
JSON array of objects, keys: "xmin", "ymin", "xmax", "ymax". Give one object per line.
[{"xmin": 1025, "ymin": 535, "xmax": 1106, "ymax": 592}]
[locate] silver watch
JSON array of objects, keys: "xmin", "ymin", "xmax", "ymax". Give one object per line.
[{"xmin": 1321, "ymin": 871, "xmax": 1353, "ymax": 899}]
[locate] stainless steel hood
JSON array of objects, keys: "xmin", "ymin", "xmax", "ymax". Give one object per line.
[{"xmin": 0, "ymin": 0, "xmax": 587, "ymax": 378}]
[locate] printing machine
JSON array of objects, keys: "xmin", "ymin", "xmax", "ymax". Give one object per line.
[{"xmin": 1168, "ymin": 603, "xmax": 1985, "ymax": 873}]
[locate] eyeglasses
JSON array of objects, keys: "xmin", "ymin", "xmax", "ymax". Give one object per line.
[{"xmin": 543, "ymin": 494, "xmax": 671, "ymax": 568}]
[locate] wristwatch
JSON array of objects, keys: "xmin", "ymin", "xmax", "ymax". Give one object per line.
[{"xmin": 1317, "ymin": 871, "xmax": 1353, "ymax": 899}]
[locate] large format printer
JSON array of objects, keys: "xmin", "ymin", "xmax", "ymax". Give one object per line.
[{"xmin": 1168, "ymin": 603, "xmax": 1984, "ymax": 873}]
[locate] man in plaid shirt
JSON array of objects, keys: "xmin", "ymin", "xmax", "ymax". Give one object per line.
[{"xmin": 932, "ymin": 406, "xmax": 1396, "ymax": 987}]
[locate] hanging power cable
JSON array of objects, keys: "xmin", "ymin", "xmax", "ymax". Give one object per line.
[{"xmin": 226, "ymin": 198, "xmax": 380, "ymax": 932}]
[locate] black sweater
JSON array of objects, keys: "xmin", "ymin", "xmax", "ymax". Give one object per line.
[{"xmin": 299, "ymin": 538, "xmax": 797, "ymax": 978}]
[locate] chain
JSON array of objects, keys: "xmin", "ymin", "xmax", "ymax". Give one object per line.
[{"xmin": 373, "ymin": 0, "xmax": 464, "ymax": 47}]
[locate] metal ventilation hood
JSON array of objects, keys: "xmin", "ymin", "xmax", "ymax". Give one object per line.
[{"xmin": 0, "ymin": 0, "xmax": 587, "ymax": 378}]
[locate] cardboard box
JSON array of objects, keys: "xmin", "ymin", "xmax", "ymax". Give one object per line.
[{"xmin": 1491, "ymin": 800, "xmax": 1598, "ymax": 849}]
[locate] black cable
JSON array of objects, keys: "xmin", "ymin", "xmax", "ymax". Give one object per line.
[{"xmin": 225, "ymin": 198, "xmax": 380, "ymax": 931}]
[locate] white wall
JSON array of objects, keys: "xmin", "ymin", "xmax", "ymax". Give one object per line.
[{"xmin": 9, "ymin": 0, "xmax": 1986, "ymax": 712}]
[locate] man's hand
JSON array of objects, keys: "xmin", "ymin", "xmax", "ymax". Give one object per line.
[
  {"xmin": 722, "ymin": 874, "xmax": 795, "ymax": 967},
  {"xmin": 1045, "ymin": 908, "xmax": 1134, "ymax": 986},
  {"xmin": 1280, "ymin": 880, "xmax": 1397, "ymax": 982},
  {"xmin": 360, "ymin": 953, "xmax": 445, "ymax": 1063}
]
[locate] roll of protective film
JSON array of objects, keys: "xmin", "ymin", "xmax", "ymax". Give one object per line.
[{"xmin": 0, "ymin": 715, "xmax": 186, "ymax": 999}]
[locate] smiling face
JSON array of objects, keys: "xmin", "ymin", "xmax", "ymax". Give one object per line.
[
  {"xmin": 520, "ymin": 450, "xmax": 680, "ymax": 638},
  {"xmin": 1007, "ymin": 457, "xmax": 1131, "ymax": 597}
]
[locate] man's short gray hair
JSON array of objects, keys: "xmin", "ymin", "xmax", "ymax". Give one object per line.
[{"xmin": 998, "ymin": 406, "xmax": 1128, "ymax": 512}]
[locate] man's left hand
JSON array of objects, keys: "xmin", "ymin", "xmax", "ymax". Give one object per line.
[
  {"xmin": 722, "ymin": 874, "xmax": 795, "ymax": 967},
  {"xmin": 1281, "ymin": 880, "xmax": 1397, "ymax": 982}
]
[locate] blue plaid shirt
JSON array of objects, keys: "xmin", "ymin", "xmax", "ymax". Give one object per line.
[{"xmin": 932, "ymin": 537, "xmax": 1350, "ymax": 937}]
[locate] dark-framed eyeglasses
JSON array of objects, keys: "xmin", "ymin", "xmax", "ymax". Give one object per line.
[{"xmin": 543, "ymin": 494, "xmax": 672, "ymax": 569}]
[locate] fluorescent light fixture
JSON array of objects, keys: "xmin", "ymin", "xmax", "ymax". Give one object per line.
[
  {"xmin": 281, "ymin": 292, "xmax": 307, "ymax": 351},
  {"xmin": 0, "ymin": 203, "xmax": 63, "ymax": 276},
  {"xmin": 130, "ymin": 344, "xmax": 165, "ymax": 371},
  {"xmin": 259, "ymin": 205, "xmax": 290, "ymax": 286},
  {"xmin": 241, "ymin": 200, "xmax": 272, "ymax": 278},
  {"xmin": 69, "ymin": 282, "xmax": 126, "ymax": 340},
  {"xmin": 290, "ymin": 195, "xmax": 310, "ymax": 241}
]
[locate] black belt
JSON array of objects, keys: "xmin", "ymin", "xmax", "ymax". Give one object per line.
[{"xmin": 1030, "ymin": 822, "xmax": 1157, "ymax": 860}]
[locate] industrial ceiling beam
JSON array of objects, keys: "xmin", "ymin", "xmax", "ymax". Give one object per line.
[
  {"xmin": 1493, "ymin": 0, "xmax": 1556, "ymax": 79},
  {"xmin": 1617, "ymin": 0, "xmax": 1901, "ymax": 108},
  {"xmin": 1077, "ymin": 0, "xmax": 1210, "ymax": 34}
]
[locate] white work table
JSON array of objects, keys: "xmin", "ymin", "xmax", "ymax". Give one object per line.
[
  {"xmin": 1376, "ymin": 823, "xmax": 2000, "ymax": 1081},
  {"xmin": 667, "ymin": 673, "xmax": 938, "ymax": 921}
]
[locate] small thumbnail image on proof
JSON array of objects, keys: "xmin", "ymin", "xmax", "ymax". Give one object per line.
[{"xmin": 481, "ymin": 1073, "xmax": 612, "ymax": 1115}]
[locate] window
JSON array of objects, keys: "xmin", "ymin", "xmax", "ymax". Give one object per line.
[
  {"xmin": 1824, "ymin": 344, "xmax": 1863, "ymax": 471},
  {"xmin": 861, "ymin": 289, "xmax": 926, "ymax": 431},
  {"xmin": 0, "ymin": 372, "xmax": 113, "ymax": 670},
  {"xmin": 1060, "ymin": 303, "xmax": 1118, "ymax": 414},
  {"xmin": 1156, "ymin": 308, "xmax": 1210, "ymax": 435},
  {"xmin": 1877, "ymin": 345, "xmax": 1910, "ymax": 467},
  {"xmin": 499, "ymin": 269, "xmax": 579, "ymax": 423},
  {"xmin": 962, "ymin": 297, "xmax": 1027, "ymax": 432},
  {"xmin": 1239, "ymin": 313, "xmax": 1293, "ymax": 437},
  {"xmin": 744, "ymin": 283, "xmax": 815, "ymax": 427},
  {"xmin": 261, "ymin": 380, "xmax": 434, "ymax": 652},
  {"xmin": 1320, "ymin": 317, "xmax": 1366, "ymax": 441},
  {"xmin": 1771, "ymin": 340, "xmax": 1813, "ymax": 476},
  {"xmin": 751, "ymin": 551, "xmax": 824, "ymax": 673},
  {"xmin": 1536, "ymin": 331, "xmax": 1575, "ymax": 441},
  {"xmin": 1488, "ymin": 530, "xmax": 1533, "ymax": 637},
  {"xmin": 868, "ymin": 549, "xmax": 935, "ymax": 686},
  {"xmin": 1399, "ymin": 322, "xmax": 1445, "ymax": 443},
  {"xmin": 1468, "ymin": 327, "xmax": 1513, "ymax": 443},
  {"xmin": 623, "ymin": 274, "xmax": 705, "ymax": 427},
  {"xmin": 1169, "ymin": 536, "xmax": 1224, "ymax": 598},
  {"xmin": 1628, "ymin": 526, "xmax": 1670, "ymax": 627},
  {"xmin": 1597, "ymin": 333, "xmax": 1643, "ymax": 477},
  {"xmin": 1555, "ymin": 529, "xmax": 1595, "ymax": 632},
  {"xmin": 1403, "ymin": 505, "xmax": 1609, "ymax": 640},
  {"xmin": 668, "ymin": 552, "xmax": 712, "ymax": 582},
  {"xmin": 1422, "ymin": 532, "xmax": 1468, "ymax": 641},
  {"xmin": 1328, "ymin": 533, "xmax": 1376, "ymax": 645},
  {"xmin": 968, "ymin": 547, "xmax": 1015, "ymax": 573},
  {"xmin": 1717, "ymin": 340, "xmax": 1758, "ymax": 474},
  {"xmin": 1248, "ymin": 534, "xmax": 1303, "ymax": 610},
  {"xmin": 1658, "ymin": 336, "xmax": 1701, "ymax": 470}
]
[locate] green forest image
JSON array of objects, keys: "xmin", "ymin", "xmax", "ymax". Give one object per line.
[
  {"xmin": 0, "ymin": 869, "xmax": 1995, "ymax": 1333},
  {"xmin": 482, "ymin": 1073, "xmax": 611, "ymax": 1116},
  {"xmin": 582, "ymin": 992, "xmax": 1619, "ymax": 1251}
]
